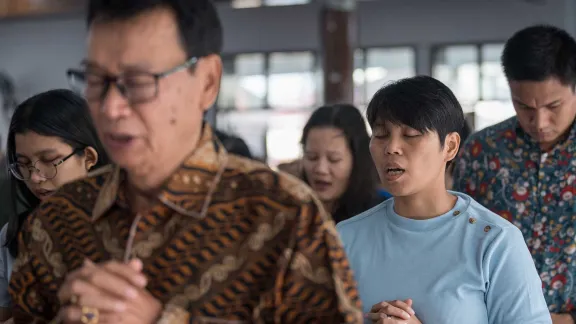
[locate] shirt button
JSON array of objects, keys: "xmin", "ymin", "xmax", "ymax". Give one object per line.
[
  {"xmin": 469, "ymin": 218, "xmax": 477, "ymax": 224},
  {"xmin": 453, "ymin": 211, "xmax": 461, "ymax": 216},
  {"xmin": 484, "ymin": 226, "xmax": 492, "ymax": 232}
]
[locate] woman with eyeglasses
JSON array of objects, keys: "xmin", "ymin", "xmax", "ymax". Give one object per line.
[{"xmin": 0, "ymin": 89, "xmax": 109, "ymax": 322}]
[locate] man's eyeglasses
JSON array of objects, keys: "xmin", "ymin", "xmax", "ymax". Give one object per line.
[
  {"xmin": 66, "ymin": 57, "xmax": 198, "ymax": 105},
  {"xmin": 9, "ymin": 149, "xmax": 82, "ymax": 181}
]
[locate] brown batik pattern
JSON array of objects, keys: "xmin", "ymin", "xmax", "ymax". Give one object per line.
[{"xmin": 9, "ymin": 125, "xmax": 363, "ymax": 324}]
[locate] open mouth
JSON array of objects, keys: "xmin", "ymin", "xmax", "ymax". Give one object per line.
[
  {"xmin": 313, "ymin": 180, "xmax": 332, "ymax": 191},
  {"xmin": 384, "ymin": 167, "xmax": 406, "ymax": 182},
  {"xmin": 35, "ymin": 189, "xmax": 55, "ymax": 198},
  {"xmin": 105, "ymin": 133, "xmax": 136, "ymax": 149},
  {"xmin": 386, "ymin": 168, "xmax": 405, "ymax": 176}
]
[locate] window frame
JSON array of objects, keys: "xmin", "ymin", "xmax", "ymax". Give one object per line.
[
  {"xmin": 354, "ymin": 45, "xmax": 418, "ymax": 106},
  {"xmin": 430, "ymin": 41, "xmax": 507, "ymax": 102},
  {"xmin": 216, "ymin": 50, "xmax": 321, "ymax": 113}
]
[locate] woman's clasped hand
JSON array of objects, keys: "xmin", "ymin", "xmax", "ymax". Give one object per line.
[
  {"xmin": 365, "ymin": 299, "xmax": 422, "ymax": 324},
  {"xmin": 56, "ymin": 259, "xmax": 162, "ymax": 324}
]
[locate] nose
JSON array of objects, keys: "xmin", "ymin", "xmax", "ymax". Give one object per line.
[
  {"xmin": 534, "ymin": 109, "xmax": 551, "ymax": 132},
  {"xmin": 385, "ymin": 135, "xmax": 402, "ymax": 155},
  {"xmin": 313, "ymin": 158, "xmax": 330, "ymax": 175},
  {"xmin": 29, "ymin": 169, "xmax": 45, "ymax": 184},
  {"xmin": 99, "ymin": 84, "xmax": 131, "ymax": 120}
]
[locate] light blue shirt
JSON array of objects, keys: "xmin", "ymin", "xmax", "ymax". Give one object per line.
[
  {"xmin": 0, "ymin": 224, "xmax": 13, "ymax": 308},
  {"xmin": 337, "ymin": 192, "xmax": 551, "ymax": 324}
]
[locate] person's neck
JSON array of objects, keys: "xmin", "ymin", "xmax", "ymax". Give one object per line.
[
  {"xmin": 393, "ymin": 182, "xmax": 457, "ymax": 220},
  {"xmin": 126, "ymin": 130, "xmax": 202, "ymax": 213},
  {"xmin": 323, "ymin": 200, "xmax": 336, "ymax": 214}
]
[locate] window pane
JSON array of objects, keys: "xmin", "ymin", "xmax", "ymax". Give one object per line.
[
  {"xmin": 266, "ymin": 111, "xmax": 311, "ymax": 167},
  {"xmin": 474, "ymin": 100, "xmax": 515, "ymax": 131},
  {"xmin": 216, "ymin": 110, "xmax": 269, "ymax": 159},
  {"xmin": 481, "ymin": 44, "xmax": 510, "ymax": 101},
  {"xmin": 232, "ymin": 0, "xmax": 262, "ymax": 8},
  {"xmin": 217, "ymin": 56, "xmax": 236, "ymax": 109},
  {"xmin": 433, "ymin": 45, "xmax": 479, "ymax": 105},
  {"xmin": 365, "ymin": 47, "xmax": 416, "ymax": 101},
  {"xmin": 235, "ymin": 54, "xmax": 266, "ymax": 110},
  {"xmin": 268, "ymin": 52, "xmax": 316, "ymax": 109},
  {"xmin": 264, "ymin": 0, "xmax": 310, "ymax": 5},
  {"xmin": 353, "ymin": 49, "xmax": 365, "ymax": 106}
]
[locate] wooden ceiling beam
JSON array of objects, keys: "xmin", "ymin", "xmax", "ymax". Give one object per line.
[{"xmin": 0, "ymin": 0, "xmax": 85, "ymax": 19}]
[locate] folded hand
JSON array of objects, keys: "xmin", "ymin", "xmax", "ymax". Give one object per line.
[
  {"xmin": 365, "ymin": 299, "xmax": 422, "ymax": 324},
  {"xmin": 57, "ymin": 259, "xmax": 162, "ymax": 324}
]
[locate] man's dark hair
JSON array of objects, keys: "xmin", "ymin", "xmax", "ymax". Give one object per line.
[
  {"xmin": 214, "ymin": 129, "xmax": 253, "ymax": 159},
  {"xmin": 87, "ymin": 0, "xmax": 223, "ymax": 58},
  {"xmin": 502, "ymin": 25, "xmax": 576, "ymax": 87},
  {"xmin": 366, "ymin": 75, "xmax": 465, "ymax": 147}
]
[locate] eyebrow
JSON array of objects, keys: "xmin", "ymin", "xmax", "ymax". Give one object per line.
[
  {"xmin": 513, "ymin": 98, "xmax": 562, "ymax": 109},
  {"xmin": 304, "ymin": 150, "xmax": 342, "ymax": 156},
  {"xmin": 16, "ymin": 149, "xmax": 58, "ymax": 159},
  {"xmin": 81, "ymin": 60, "xmax": 154, "ymax": 73}
]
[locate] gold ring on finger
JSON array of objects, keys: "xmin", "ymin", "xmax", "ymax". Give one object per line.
[
  {"xmin": 69, "ymin": 295, "xmax": 79, "ymax": 305},
  {"xmin": 81, "ymin": 306, "xmax": 99, "ymax": 324}
]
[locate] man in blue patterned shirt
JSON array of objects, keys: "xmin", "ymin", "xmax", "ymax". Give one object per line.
[{"xmin": 454, "ymin": 25, "xmax": 576, "ymax": 324}]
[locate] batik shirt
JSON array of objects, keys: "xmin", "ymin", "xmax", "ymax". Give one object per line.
[
  {"xmin": 9, "ymin": 125, "xmax": 363, "ymax": 324},
  {"xmin": 453, "ymin": 116, "xmax": 576, "ymax": 313}
]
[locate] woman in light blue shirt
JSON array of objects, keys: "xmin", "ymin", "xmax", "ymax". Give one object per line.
[
  {"xmin": 337, "ymin": 76, "xmax": 551, "ymax": 324},
  {"xmin": 0, "ymin": 90, "xmax": 109, "ymax": 321}
]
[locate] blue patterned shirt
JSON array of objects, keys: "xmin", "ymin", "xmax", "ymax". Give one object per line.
[{"xmin": 453, "ymin": 116, "xmax": 576, "ymax": 313}]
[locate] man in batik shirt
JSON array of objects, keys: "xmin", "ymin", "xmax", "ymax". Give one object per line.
[
  {"xmin": 8, "ymin": 0, "xmax": 363, "ymax": 323},
  {"xmin": 454, "ymin": 25, "xmax": 576, "ymax": 324}
]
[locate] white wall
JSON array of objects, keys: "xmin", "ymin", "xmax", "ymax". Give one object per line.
[{"xmin": 0, "ymin": 0, "xmax": 574, "ymax": 146}]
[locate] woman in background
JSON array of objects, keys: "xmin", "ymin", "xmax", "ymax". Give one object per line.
[
  {"xmin": 301, "ymin": 104, "xmax": 382, "ymax": 223},
  {"xmin": 0, "ymin": 89, "xmax": 109, "ymax": 321}
]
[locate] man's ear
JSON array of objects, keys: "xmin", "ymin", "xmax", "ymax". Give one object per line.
[{"xmin": 199, "ymin": 54, "xmax": 222, "ymax": 112}]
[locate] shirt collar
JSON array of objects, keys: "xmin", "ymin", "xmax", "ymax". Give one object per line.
[{"xmin": 92, "ymin": 124, "xmax": 228, "ymax": 221}]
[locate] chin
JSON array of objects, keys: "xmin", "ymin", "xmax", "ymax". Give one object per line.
[
  {"xmin": 109, "ymin": 153, "xmax": 144, "ymax": 172},
  {"xmin": 317, "ymin": 193, "xmax": 335, "ymax": 203},
  {"xmin": 382, "ymin": 184, "xmax": 415, "ymax": 197}
]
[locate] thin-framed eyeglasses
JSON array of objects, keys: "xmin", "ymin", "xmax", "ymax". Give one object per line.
[
  {"xmin": 9, "ymin": 148, "xmax": 82, "ymax": 181},
  {"xmin": 66, "ymin": 57, "xmax": 198, "ymax": 105}
]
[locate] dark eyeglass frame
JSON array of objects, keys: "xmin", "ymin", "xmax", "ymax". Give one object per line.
[
  {"xmin": 66, "ymin": 56, "xmax": 199, "ymax": 104},
  {"xmin": 9, "ymin": 148, "xmax": 83, "ymax": 181}
]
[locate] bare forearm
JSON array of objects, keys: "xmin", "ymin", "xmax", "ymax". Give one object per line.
[{"xmin": 551, "ymin": 313, "xmax": 574, "ymax": 324}]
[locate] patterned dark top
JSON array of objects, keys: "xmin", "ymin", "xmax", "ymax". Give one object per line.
[
  {"xmin": 9, "ymin": 125, "xmax": 363, "ymax": 323},
  {"xmin": 453, "ymin": 116, "xmax": 576, "ymax": 313}
]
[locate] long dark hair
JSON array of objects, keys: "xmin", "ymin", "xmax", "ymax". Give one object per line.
[
  {"xmin": 301, "ymin": 104, "xmax": 381, "ymax": 223},
  {"xmin": 4, "ymin": 89, "xmax": 109, "ymax": 258}
]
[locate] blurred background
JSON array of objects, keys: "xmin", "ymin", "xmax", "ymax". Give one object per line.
[{"xmin": 0, "ymin": 0, "xmax": 574, "ymax": 166}]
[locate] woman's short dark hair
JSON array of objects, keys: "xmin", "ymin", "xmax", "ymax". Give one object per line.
[
  {"xmin": 4, "ymin": 89, "xmax": 110, "ymax": 258},
  {"xmin": 366, "ymin": 75, "xmax": 465, "ymax": 147},
  {"xmin": 301, "ymin": 104, "xmax": 381, "ymax": 223}
]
